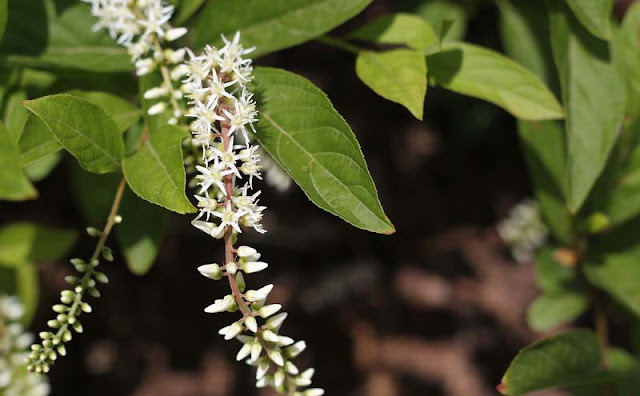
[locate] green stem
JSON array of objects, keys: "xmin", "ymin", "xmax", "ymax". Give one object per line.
[{"xmin": 315, "ymin": 35, "xmax": 361, "ymax": 54}]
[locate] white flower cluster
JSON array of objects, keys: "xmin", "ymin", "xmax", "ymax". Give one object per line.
[
  {"xmin": 0, "ymin": 296, "xmax": 50, "ymax": 396},
  {"xmin": 83, "ymin": 0, "xmax": 187, "ymax": 121},
  {"xmin": 497, "ymin": 199, "xmax": 548, "ymax": 263},
  {"xmin": 184, "ymin": 35, "xmax": 323, "ymax": 396}
]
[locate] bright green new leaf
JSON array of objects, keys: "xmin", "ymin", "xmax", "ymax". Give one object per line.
[
  {"xmin": 23, "ymin": 94, "xmax": 125, "ymax": 174},
  {"xmin": 564, "ymin": 0, "xmax": 613, "ymax": 40},
  {"xmin": 498, "ymin": 329, "xmax": 601, "ymax": 395},
  {"xmin": 0, "ymin": 222, "xmax": 77, "ymax": 268},
  {"xmin": 427, "ymin": 42, "xmax": 564, "ymax": 121},
  {"xmin": 252, "ymin": 67, "xmax": 395, "ymax": 234},
  {"xmin": 0, "ymin": 123, "xmax": 37, "ymax": 201},
  {"xmin": 123, "ymin": 124, "xmax": 195, "ymax": 214},
  {"xmin": 355, "ymin": 49, "xmax": 427, "ymax": 120},
  {"xmin": 414, "ymin": 0, "xmax": 467, "ymax": 42},
  {"xmin": 348, "ymin": 13, "xmax": 437, "ymax": 51},
  {"xmin": 527, "ymin": 292, "xmax": 589, "ymax": 332},
  {"xmin": 548, "ymin": 1, "xmax": 625, "ymax": 212},
  {"xmin": 195, "ymin": 0, "xmax": 372, "ymax": 57},
  {"xmin": 117, "ymin": 187, "xmax": 167, "ymax": 275},
  {"xmin": 67, "ymin": 91, "xmax": 142, "ymax": 133}
]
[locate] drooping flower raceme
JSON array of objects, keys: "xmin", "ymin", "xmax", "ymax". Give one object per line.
[
  {"xmin": 0, "ymin": 296, "xmax": 50, "ymax": 396},
  {"xmin": 83, "ymin": 0, "xmax": 188, "ymax": 123},
  {"xmin": 183, "ymin": 36, "xmax": 323, "ymax": 396}
]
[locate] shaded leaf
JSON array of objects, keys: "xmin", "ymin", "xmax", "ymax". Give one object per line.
[
  {"xmin": 614, "ymin": 2, "xmax": 640, "ymax": 114},
  {"xmin": 0, "ymin": 0, "xmax": 7, "ymax": 42},
  {"xmin": 175, "ymin": 0, "xmax": 206, "ymax": 25},
  {"xmin": 67, "ymin": 90, "xmax": 142, "ymax": 133},
  {"xmin": 18, "ymin": 114, "xmax": 61, "ymax": 166},
  {"xmin": 527, "ymin": 292, "xmax": 589, "ymax": 332},
  {"xmin": 564, "ymin": 0, "xmax": 613, "ymax": 40},
  {"xmin": 23, "ymin": 151, "xmax": 63, "ymax": 182},
  {"xmin": 0, "ymin": 123, "xmax": 37, "ymax": 200},
  {"xmin": 427, "ymin": 42, "xmax": 564, "ymax": 121},
  {"xmin": 548, "ymin": 1, "xmax": 625, "ymax": 212},
  {"xmin": 355, "ymin": 49, "xmax": 427, "ymax": 119},
  {"xmin": 195, "ymin": 0, "xmax": 372, "ymax": 57},
  {"xmin": 253, "ymin": 67, "xmax": 394, "ymax": 234},
  {"xmin": 534, "ymin": 245, "xmax": 581, "ymax": 294},
  {"xmin": 3, "ymin": 90, "xmax": 29, "ymax": 142},
  {"xmin": 413, "ymin": 0, "xmax": 467, "ymax": 42},
  {"xmin": 23, "ymin": 94, "xmax": 124, "ymax": 174},
  {"xmin": 348, "ymin": 13, "xmax": 437, "ymax": 50},
  {"xmin": 123, "ymin": 124, "xmax": 194, "ymax": 214},
  {"xmin": 0, "ymin": 222, "xmax": 77, "ymax": 267}
]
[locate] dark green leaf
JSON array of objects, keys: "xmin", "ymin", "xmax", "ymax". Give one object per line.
[
  {"xmin": 534, "ymin": 245, "xmax": 580, "ymax": 294},
  {"xmin": 195, "ymin": 0, "xmax": 372, "ymax": 57},
  {"xmin": 117, "ymin": 187, "xmax": 166, "ymax": 275},
  {"xmin": 0, "ymin": 0, "xmax": 7, "ymax": 42},
  {"xmin": 527, "ymin": 292, "xmax": 589, "ymax": 332},
  {"xmin": 564, "ymin": 0, "xmax": 613, "ymax": 40},
  {"xmin": 498, "ymin": 329, "xmax": 601, "ymax": 395},
  {"xmin": 413, "ymin": 0, "xmax": 467, "ymax": 42},
  {"xmin": 427, "ymin": 42, "xmax": 564, "ymax": 121},
  {"xmin": 614, "ymin": 2, "xmax": 640, "ymax": 114},
  {"xmin": 548, "ymin": 1, "xmax": 625, "ymax": 212},
  {"xmin": 0, "ymin": 123, "xmax": 37, "ymax": 200},
  {"xmin": 23, "ymin": 94, "xmax": 124, "ymax": 173},
  {"xmin": 123, "ymin": 124, "xmax": 195, "ymax": 214},
  {"xmin": 348, "ymin": 13, "xmax": 437, "ymax": 51},
  {"xmin": 3, "ymin": 90, "xmax": 29, "ymax": 142},
  {"xmin": 355, "ymin": 49, "xmax": 427, "ymax": 119},
  {"xmin": 253, "ymin": 67, "xmax": 395, "ymax": 234},
  {"xmin": 175, "ymin": 0, "xmax": 207, "ymax": 25}
]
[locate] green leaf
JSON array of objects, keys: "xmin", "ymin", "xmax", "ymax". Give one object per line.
[
  {"xmin": 548, "ymin": 1, "xmax": 625, "ymax": 212},
  {"xmin": 0, "ymin": 123, "xmax": 37, "ymax": 200},
  {"xmin": 252, "ymin": 67, "xmax": 394, "ymax": 234},
  {"xmin": 67, "ymin": 91, "xmax": 142, "ymax": 133},
  {"xmin": 413, "ymin": 0, "xmax": 467, "ymax": 43},
  {"xmin": 123, "ymin": 124, "xmax": 195, "ymax": 214},
  {"xmin": 355, "ymin": 49, "xmax": 427, "ymax": 120},
  {"xmin": 348, "ymin": 13, "xmax": 437, "ymax": 51},
  {"xmin": 427, "ymin": 42, "xmax": 564, "ymax": 121},
  {"xmin": 518, "ymin": 121, "xmax": 573, "ymax": 243},
  {"xmin": 0, "ymin": 0, "xmax": 7, "ymax": 42},
  {"xmin": 584, "ymin": 220, "xmax": 640, "ymax": 317},
  {"xmin": 534, "ymin": 245, "xmax": 581, "ymax": 294},
  {"xmin": 0, "ymin": 2, "xmax": 132, "ymax": 72},
  {"xmin": 23, "ymin": 151, "xmax": 63, "ymax": 182},
  {"xmin": 195, "ymin": 0, "xmax": 372, "ymax": 57},
  {"xmin": 175, "ymin": 0, "xmax": 206, "ymax": 25},
  {"xmin": 564, "ymin": 0, "xmax": 613, "ymax": 40},
  {"xmin": 23, "ymin": 94, "xmax": 124, "ymax": 174},
  {"xmin": 16, "ymin": 265, "xmax": 39, "ymax": 326},
  {"xmin": 527, "ymin": 292, "xmax": 589, "ymax": 332},
  {"xmin": 3, "ymin": 90, "xmax": 29, "ymax": 143},
  {"xmin": 498, "ymin": 329, "xmax": 601, "ymax": 394},
  {"xmin": 0, "ymin": 222, "xmax": 77, "ymax": 267},
  {"xmin": 117, "ymin": 187, "xmax": 167, "ymax": 275},
  {"xmin": 570, "ymin": 349, "xmax": 640, "ymax": 395},
  {"xmin": 18, "ymin": 114, "xmax": 61, "ymax": 166},
  {"xmin": 614, "ymin": 2, "xmax": 640, "ymax": 114}
]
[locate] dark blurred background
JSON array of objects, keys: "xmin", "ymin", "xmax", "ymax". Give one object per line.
[{"xmin": 5, "ymin": 0, "xmax": 634, "ymax": 395}]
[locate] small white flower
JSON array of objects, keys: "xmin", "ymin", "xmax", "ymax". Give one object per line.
[
  {"xmin": 240, "ymin": 260, "xmax": 268, "ymax": 274},
  {"xmin": 245, "ymin": 284, "xmax": 273, "ymax": 302},
  {"xmin": 204, "ymin": 294, "xmax": 234, "ymax": 313},
  {"xmin": 219, "ymin": 320, "xmax": 244, "ymax": 340},
  {"xmin": 165, "ymin": 27, "xmax": 187, "ymax": 41},
  {"xmin": 258, "ymin": 304, "xmax": 281, "ymax": 318},
  {"xmin": 211, "ymin": 201, "xmax": 245, "ymax": 233}
]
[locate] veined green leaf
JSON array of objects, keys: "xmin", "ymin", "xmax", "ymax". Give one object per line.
[
  {"xmin": 355, "ymin": 49, "xmax": 427, "ymax": 120},
  {"xmin": 548, "ymin": 1, "xmax": 625, "ymax": 212},
  {"xmin": 0, "ymin": 123, "xmax": 37, "ymax": 200},
  {"xmin": 23, "ymin": 94, "xmax": 124, "ymax": 174},
  {"xmin": 427, "ymin": 42, "xmax": 564, "ymax": 121},
  {"xmin": 527, "ymin": 292, "xmax": 589, "ymax": 332},
  {"xmin": 252, "ymin": 67, "xmax": 394, "ymax": 234},
  {"xmin": 498, "ymin": 329, "xmax": 601, "ymax": 395},
  {"xmin": 564, "ymin": 0, "xmax": 613, "ymax": 40},
  {"xmin": 348, "ymin": 13, "xmax": 437, "ymax": 51},
  {"xmin": 18, "ymin": 115, "xmax": 61, "ymax": 166},
  {"xmin": 67, "ymin": 91, "xmax": 142, "ymax": 133},
  {"xmin": 195, "ymin": 0, "xmax": 372, "ymax": 57},
  {"xmin": 0, "ymin": 222, "xmax": 77, "ymax": 268},
  {"xmin": 614, "ymin": 2, "xmax": 640, "ymax": 114},
  {"xmin": 123, "ymin": 124, "xmax": 195, "ymax": 214},
  {"xmin": 3, "ymin": 90, "xmax": 29, "ymax": 143}
]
